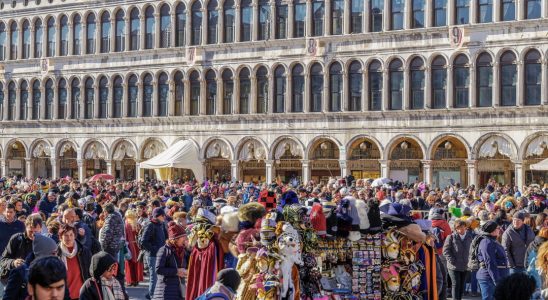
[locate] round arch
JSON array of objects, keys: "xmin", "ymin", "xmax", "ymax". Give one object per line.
[
  {"xmin": 473, "ymin": 133, "xmax": 519, "ymax": 186},
  {"xmin": 307, "ymin": 136, "xmax": 343, "ymax": 182},
  {"xmin": 110, "ymin": 138, "xmax": 138, "ymax": 180},
  {"xmin": 385, "ymin": 135, "xmax": 426, "ymax": 184},
  {"xmin": 5, "ymin": 139, "xmax": 28, "ymax": 177},
  {"xmin": 346, "ymin": 135, "xmax": 383, "ymax": 180},
  {"xmin": 520, "ymin": 132, "xmax": 548, "ymax": 186},
  {"xmin": 201, "ymin": 137, "xmax": 233, "ymax": 181},
  {"xmin": 236, "ymin": 137, "xmax": 268, "ymax": 182}
]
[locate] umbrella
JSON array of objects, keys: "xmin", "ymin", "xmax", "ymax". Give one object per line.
[
  {"xmin": 88, "ymin": 173, "xmax": 115, "ymax": 182},
  {"xmin": 371, "ymin": 177, "xmax": 391, "ymax": 187}
]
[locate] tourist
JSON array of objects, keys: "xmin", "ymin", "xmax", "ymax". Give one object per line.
[
  {"xmin": 139, "ymin": 207, "xmax": 167, "ymax": 299},
  {"xmin": 443, "ymin": 219, "xmax": 473, "ymax": 300},
  {"xmin": 493, "ymin": 272, "xmax": 537, "ymax": 300},
  {"xmin": 525, "ymin": 227, "xmax": 548, "ymax": 292},
  {"xmin": 476, "ymin": 221, "xmax": 509, "ymax": 300},
  {"xmin": 79, "ymin": 251, "xmax": 124, "ymax": 300},
  {"xmin": 197, "ymin": 268, "xmax": 241, "ymax": 300},
  {"xmin": 27, "ymin": 256, "xmax": 67, "ymax": 300},
  {"xmin": 501, "ymin": 210, "xmax": 535, "ymax": 274},
  {"xmin": 57, "ymin": 223, "xmax": 91, "ymax": 300},
  {"xmin": 124, "ymin": 209, "xmax": 144, "ymax": 287},
  {"xmin": 0, "ymin": 203, "xmax": 25, "ymax": 254}
]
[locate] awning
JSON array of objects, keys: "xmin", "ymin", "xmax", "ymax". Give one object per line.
[
  {"xmin": 530, "ymin": 158, "xmax": 548, "ymax": 171},
  {"xmin": 140, "ymin": 140, "xmax": 204, "ymax": 180}
]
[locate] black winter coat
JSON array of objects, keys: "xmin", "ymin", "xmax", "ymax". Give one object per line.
[
  {"xmin": 57, "ymin": 240, "xmax": 92, "ymax": 282},
  {"xmin": 139, "ymin": 219, "xmax": 167, "ymax": 257},
  {"xmin": 0, "ymin": 233, "xmax": 33, "ymax": 279},
  {"xmin": 152, "ymin": 244, "xmax": 183, "ymax": 300}
]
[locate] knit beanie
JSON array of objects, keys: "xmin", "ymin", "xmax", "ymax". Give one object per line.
[
  {"xmin": 217, "ymin": 268, "xmax": 241, "ymax": 292},
  {"xmin": 168, "ymin": 221, "xmax": 186, "ymax": 240},
  {"xmin": 153, "ymin": 207, "xmax": 166, "ymax": 218},
  {"xmin": 310, "ymin": 204, "xmax": 327, "ymax": 237},
  {"xmin": 33, "ymin": 234, "xmax": 58, "ymax": 260},
  {"xmin": 481, "ymin": 220, "xmax": 498, "ymax": 234},
  {"xmin": 90, "ymin": 251, "xmax": 117, "ymax": 279}
]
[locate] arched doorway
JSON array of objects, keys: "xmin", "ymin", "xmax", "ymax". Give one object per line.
[
  {"xmin": 6, "ymin": 141, "xmax": 27, "ymax": 177},
  {"xmin": 388, "ymin": 138, "xmax": 424, "ymax": 184},
  {"xmin": 309, "ymin": 139, "xmax": 341, "ymax": 184},
  {"xmin": 523, "ymin": 135, "xmax": 548, "ymax": 186},
  {"xmin": 32, "ymin": 141, "xmax": 52, "ymax": 178},
  {"xmin": 58, "ymin": 142, "xmax": 78, "ymax": 179},
  {"xmin": 272, "ymin": 138, "xmax": 303, "ymax": 184},
  {"xmin": 140, "ymin": 139, "xmax": 166, "ymax": 180},
  {"xmin": 112, "ymin": 140, "xmax": 137, "ymax": 180},
  {"xmin": 347, "ymin": 137, "xmax": 381, "ymax": 179},
  {"xmin": 430, "ymin": 137, "xmax": 468, "ymax": 188},
  {"xmin": 204, "ymin": 140, "xmax": 232, "ymax": 182},
  {"xmin": 476, "ymin": 135, "xmax": 515, "ymax": 186},
  {"xmin": 238, "ymin": 139, "xmax": 266, "ymax": 183},
  {"xmin": 83, "ymin": 141, "xmax": 108, "ymax": 178}
]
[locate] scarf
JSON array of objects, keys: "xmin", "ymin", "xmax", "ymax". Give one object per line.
[
  {"xmin": 59, "ymin": 243, "xmax": 78, "ymax": 267},
  {"xmin": 100, "ymin": 277, "xmax": 124, "ymax": 300}
]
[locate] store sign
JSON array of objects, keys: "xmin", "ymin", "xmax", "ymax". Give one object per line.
[
  {"xmin": 277, "ymin": 160, "xmax": 302, "ymax": 170},
  {"xmin": 348, "ymin": 160, "xmax": 381, "ymax": 170},
  {"xmin": 477, "ymin": 159, "xmax": 511, "ymax": 171},
  {"xmin": 311, "ymin": 160, "xmax": 340, "ymax": 170},
  {"xmin": 389, "ymin": 160, "xmax": 421, "ymax": 169},
  {"xmin": 431, "ymin": 160, "xmax": 464, "ymax": 169},
  {"xmin": 241, "ymin": 161, "xmax": 266, "ymax": 170}
]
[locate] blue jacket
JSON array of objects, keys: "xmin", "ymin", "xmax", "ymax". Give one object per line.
[
  {"xmin": 153, "ymin": 244, "xmax": 183, "ymax": 300},
  {"xmin": 477, "ymin": 236, "xmax": 509, "ymax": 284},
  {"xmin": 0, "ymin": 220, "xmax": 25, "ymax": 254},
  {"xmin": 37, "ymin": 199, "xmax": 56, "ymax": 218},
  {"xmin": 139, "ymin": 219, "xmax": 167, "ymax": 257},
  {"xmin": 182, "ymin": 194, "xmax": 194, "ymax": 212}
]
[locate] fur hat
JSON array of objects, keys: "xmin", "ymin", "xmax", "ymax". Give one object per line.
[
  {"xmin": 221, "ymin": 211, "xmax": 239, "ymax": 233},
  {"xmin": 238, "ymin": 202, "xmax": 266, "ymax": 223}
]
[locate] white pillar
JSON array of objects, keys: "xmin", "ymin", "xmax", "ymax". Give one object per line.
[
  {"xmin": 422, "ymin": 159, "xmax": 432, "ymax": 185},
  {"xmin": 135, "ymin": 160, "xmax": 141, "ymax": 182},
  {"xmin": 380, "ymin": 159, "xmax": 389, "ymax": 178},
  {"xmin": 493, "ymin": 62, "xmax": 500, "ymax": 107},
  {"xmin": 77, "ymin": 159, "xmax": 85, "ymax": 181},
  {"xmin": 50, "ymin": 158, "xmax": 59, "ymax": 179},
  {"xmin": 0, "ymin": 160, "xmax": 6, "ymax": 177},
  {"xmin": 25, "ymin": 158, "xmax": 33, "ymax": 179},
  {"xmin": 513, "ymin": 161, "xmax": 524, "ymax": 190},
  {"xmin": 466, "ymin": 159, "xmax": 477, "ymax": 187},
  {"xmin": 265, "ymin": 160, "xmax": 274, "ymax": 184},
  {"xmin": 339, "ymin": 160, "xmax": 348, "ymax": 177},
  {"xmin": 302, "ymin": 159, "xmax": 310, "ymax": 184},
  {"xmin": 230, "ymin": 160, "xmax": 239, "ymax": 182},
  {"xmin": 105, "ymin": 160, "xmax": 113, "ymax": 176}
]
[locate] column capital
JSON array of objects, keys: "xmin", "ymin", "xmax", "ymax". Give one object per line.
[
  {"xmin": 264, "ymin": 159, "xmax": 274, "ymax": 165},
  {"xmin": 230, "ymin": 159, "xmax": 239, "ymax": 165},
  {"xmin": 465, "ymin": 159, "xmax": 477, "ymax": 165},
  {"xmin": 421, "ymin": 159, "xmax": 433, "ymax": 166},
  {"xmin": 511, "ymin": 160, "xmax": 523, "ymax": 166},
  {"xmin": 378, "ymin": 159, "xmax": 389, "ymax": 165},
  {"xmin": 300, "ymin": 159, "xmax": 310, "ymax": 165}
]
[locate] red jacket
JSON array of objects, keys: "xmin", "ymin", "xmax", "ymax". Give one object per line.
[{"xmin": 431, "ymin": 219, "xmax": 452, "ymax": 255}]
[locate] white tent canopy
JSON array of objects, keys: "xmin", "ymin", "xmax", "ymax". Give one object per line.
[
  {"xmin": 140, "ymin": 140, "xmax": 204, "ymax": 180},
  {"xmin": 530, "ymin": 158, "xmax": 548, "ymax": 171}
]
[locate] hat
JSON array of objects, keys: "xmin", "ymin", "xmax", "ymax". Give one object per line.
[
  {"xmin": 217, "ymin": 268, "xmax": 241, "ymax": 292},
  {"xmin": 196, "ymin": 208, "xmax": 217, "ymax": 224},
  {"xmin": 481, "ymin": 220, "xmax": 498, "ymax": 234},
  {"xmin": 429, "ymin": 208, "xmax": 445, "ymax": 220},
  {"xmin": 280, "ymin": 190, "xmax": 299, "ymax": 207},
  {"xmin": 84, "ymin": 202, "xmax": 95, "ymax": 212},
  {"xmin": 513, "ymin": 210, "xmax": 526, "ymax": 221},
  {"xmin": 90, "ymin": 251, "xmax": 117, "ymax": 279},
  {"xmin": 462, "ymin": 207, "xmax": 472, "ymax": 217},
  {"xmin": 168, "ymin": 221, "xmax": 186, "ymax": 240},
  {"xmin": 136, "ymin": 201, "xmax": 147, "ymax": 208},
  {"xmin": 152, "ymin": 207, "xmax": 166, "ymax": 219},
  {"xmin": 33, "ymin": 234, "xmax": 58, "ymax": 259}
]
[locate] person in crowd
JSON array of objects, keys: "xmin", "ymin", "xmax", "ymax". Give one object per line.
[
  {"xmin": 124, "ymin": 209, "xmax": 144, "ymax": 287},
  {"xmin": 79, "ymin": 251, "xmax": 124, "ymax": 300},
  {"xmin": 443, "ymin": 219, "xmax": 474, "ymax": 300},
  {"xmin": 493, "ymin": 272, "xmax": 537, "ymax": 300},
  {"xmin": 99, "ymin": 203, "xmax": 125, "ymax": 259},
  {"xmin": 82, "ymin": 201, "xmax": 98, "ymax": 238},
  {"xmin": 0, "ymin": 203, "xmax": 25, "ymax": 255},
  {"xmin": 38, "ymin": 192, "xmax": 58, "ymax": 219},
  {"xmin": 525, "ymin": 227, "xmax": 548, "ymax": 294},
  {"xmin": 152, "ymin": 221, "xmax": 188, "ymax": 299},
  {"xmin": 528, "ymin": 194, "xmax": 547, "ymax": 214},
  {"xmin": 476, "ymin": 221, "xmax": 509, "ymax": 300},
  {"xmin": 430, "ymin": 207, "xmax": 451, "ymax": 300},
  {"xmin": 27, "ymin": 256, "xmax": 68, "ymax": 300},
  {"xmin": 139, "ymin": 207, "xmax": 167, "ymax": 299},
  {"xmin": 61, "ymin": 208, "xmax": 89, "ymax": 250},
  {"xmin": 501, "ymin": 210, "xmax": 535, "ymax": 274},
  {"xmin": 57, "ymin": 223, "xmax": 91, "ymax": 300},
  {"xmin": 197, "ymin": 268, "xmax": 241, "ymax": 300}
]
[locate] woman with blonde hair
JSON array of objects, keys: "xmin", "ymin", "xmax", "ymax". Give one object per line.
[
  {"xmin": 535, "ymin": 241, "xmax": 548, "ymax": 298},
  {"xmin": 125, "ymin": 208, "xmax": 144, "ymax": 286}
]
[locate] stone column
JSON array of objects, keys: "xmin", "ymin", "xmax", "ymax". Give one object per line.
[
  {"xmin": 362, "ymin": 70, "xmax": 369, "ymax": 111},
  {"xmin": 267, "ymin": 75, "xmax": 274, "ymax": 113},
  {"xmin": 403, "ymin": 67, "xmax": 410, "ymax": 110},
  {"xmin": 66, "ymin": 84, "xmax": 72, "ymax": 119},
  {"xmin": 343, "ymin": 0, "xmax": 351, "ymax": 34},
  {"xmin": 201, "ymin": 8, "xmax": 208, "ymax": 45},
  {"xmin": 79, "ymin": 84, "xmax": 86, "ymax": 119},
  {"xmin": 517, "ymin": 0, "xmax": 525, "ymax": 20},
  {"xmin": 493, "ymin": 0, "xmax": 501, "ymax": 22},
  {"xmin": 422, "ymin": 160, "xmax": 433, "ymax": 185},
  {"xmin": 270, "ymin": 1, "xmax": 276, "ymax": 39},
  {"xmin": 446, "ymin": 66, "xmax": 453, "ymax": 108},
  {"xmin": 107, "ymin": 82, "xmax": 114, "ymax": 118},
  {"xmin": 306, "ymin": 0, "xmax": 313, "ymax": 37},
  {"xmin": 110, "ymin": 19, "xmax": 116, "ymax": 52},
  {"xmin": 68, "ymin": 21, "xmax": 74, "ymax": 55},
  {"xmin": 152, "ymin": 80, "xmax": 159, "ymax": 116},
  {"xmin": 424, "ymin": 66, "xmax": 431, "ymax": 108},
  {"xmin": 231, "ymin": 160, "xmax": 239, "ymax": 181},
  {"xmin": 250, "ymin": 74, "xmax": 257, "ymax": 113},
  {"xmin": 470, "ymin": 0, "xmax": 478, "ymax": 23},
  {"xmin": 137, "ymin": 82, "xmax": 143, "ymax": 117},
  {"xmin": 516, "ymin": 62, "xmax": 524, "ymax": 106},
  {"xmin": 301, "ymin": 159, "xmax": 310, "ymax": 184},
  {"xmin": 265, "ymin": 160, "xmax": 274, "ymax": 183},
  {"xmin": 77, "ymin": 159, "xmax": 85, "ymax": 181},
  {"xmin": 105, "ymin": 160, "xmax": 113, "ymax": 176},
  {"xmin": 55, "ymin": 21, "xmax": 61, "ymax": 56},
  {"xmin": 493, "ymin": 62, "xmax": 500, "ymax": 107},
  {"xmin": 325, "ymin": 0, "xmax": 332, "ymax": 35},
  {"xmin": 0, "ymin": 160, "xmax": 6, "ymax": 178},
  {"xmin": 235, "ymin": 4, "xmax": 241, "ymax": 42},
  {"xmin": 185, "ymin": 10, "xmax": 192, "ymax": 46},
  {"xmin": 404, "ymin": 0, "xmax": 411, "ymax": 29},
  {"xmin": 382, "ymin": 68, "xmax": 389, "ymax": 111},
  {"xmin": 252, "ymin": 2, "xmax": 259, "ymax": 41},
  {"xmin": 93, "ymin": 83, "xmax": 99, "ymax": 118},
  {"xmin": 52, "ymin": 82, "xmax": 59, "ymax": 119},
  {"xmin": 288, "ymin": 2, "xmax": 294, "ymax": 38},
  {"xmin": 135, "ymin": 160, "xmax": 141, "ymax": 181},
  {"xmin": 466, "ymin": 159, "xmax": 477, "ymax": 187},
  {"xmin": 233, "ymin": 74, "xmax": 240, "ymax": 114},
  {"xmin": 341, "ymin": 70, "xmax": 348, "ymax": 111},
  {"xmin": 218, "ymin": 5, "xmax": 225, "ymax": 43},
  {"xmin": 95, "ymin": 19, "xmax": 101, "ymax": 54},
  {"xmin": 447, "ymin": 0, "xmax": 455, "ymax": 25},
  {"xmin": 199, "ymin": 79, "xmax": 207, "ymax": 115},
  {"xmin": 183, "ymin": 79, "xmax": 191, "ymax": 115},
  {"xmin": 364, "ymin": 0, "xmax": 371, "ymax": 32},
  {"xmin": 542, "ymin": 59, "xmax": 548, "ymax": 106},
  {"xmin": 154, "ymin": 12, "xmax": 161, "ymax": 48},
  {"xmin": 139, "ymin": 15, "xmax": 146, "ymax": 50},
  {"xmin": 30, "ymin": 25, "xmax": 36, "ymax": 58},
  {"xmin": 285, "ymin": 73, "xmax": 291, "ymax": 113},
  {"xmin": 50, "ymin": 158, "xmax": 59, "ymax": 179},
  {"xmin": 339, "ymin": 160, "xmax": 348, "ymax": 177},
  {"xmin": 121, "ymin": 82, "xmax": 128, "ymax": 117},
  {"xmin": 470, "ymin": 65, "xmax": 477, "ymax": 107},
  {"xmin": 39, "ymin": 85, "xmax": 46, "ymax": 119},
  {"xmin": 513, "ymin": 161, "xmax": 524, "ymax": 190},
  {"xmin": 425, "ymin": 0, "xmax": 432, "ymax": 27},
  {"xmin": 216, "ymin": 77, "xmax": 224, "ymax": 115},
  {"xmin": 168, "ymin": 80, "xmax": 175, "ymax": 116},
  {"xmin": 124, "ymin": 17, "xmax": 130, "ymax": 51},
  {"xmin": 25, "ymin": 158, "xmax": 33, "ymax": 179},
  {"xmin": 1, "ymin": 87, "xmax": 7, "ymax": 120},
  {"xmin": 383, "ymin": 0, "xmax": 391, "ymax": 31},
  {"xmin": 15, "ymin": 87, "xmax": 21, "ymax": 120},
  {"xmin": 379, "ymin": 159, "xmax": 389, "ymax": 178}
]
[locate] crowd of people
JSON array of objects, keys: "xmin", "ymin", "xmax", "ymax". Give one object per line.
[{"xmin": 0, "ymin": 175, "xmax": 546, "ymax": 300}]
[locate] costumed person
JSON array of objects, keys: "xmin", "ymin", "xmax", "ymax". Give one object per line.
[
  {"xmin": 186, "ymin": 208, "xmax": 222, "ymax": 300},
  {"xmin": 276, "ymin": 222, "xmax": 302, "ymax": 300},
  {"xmin": 235, "ymin": 202, "xmax": 266, "ymax": 255},
  {"xmin": 124, "ymin": 209, "xmax": 144, "ymax": 287}
]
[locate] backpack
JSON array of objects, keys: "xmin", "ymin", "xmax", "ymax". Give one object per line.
[
  {"xmin": 468, "ymin": 235, "xmax": 486, "ymax": 271},
  {"xmin": 432, "ymin": 226, "xmax": 446, "ymax": 250},
  {"xmin": 195, "ymin": 289, "xmax": 230, "ymax": 300}
]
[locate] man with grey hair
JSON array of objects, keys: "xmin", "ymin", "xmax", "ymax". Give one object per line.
[{"xmin": 501, "ymin": 210, "xmax": 535, "ymax": 274}]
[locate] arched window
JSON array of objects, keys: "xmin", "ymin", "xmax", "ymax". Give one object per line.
[
  {"xmin": 223, "ymin": 0, "xmax": 235, "ymax": 42},
  {"xmin": 524, "ymin": 49, "xmax": 541, "ymax": 105},
  {"xmin": 84, "ymin": 78, "xmax": 94, "ymax": 119},
  {"xmin": 47, "ymin": 17, "xmax": 55, "ymax": 56},
  {"xmin": 222, "ymin": 70, "xmax": 233, "ymax": 114},
  {"xmin": 350, "ymin": 0, "xmax": 363, "ymax": 33},
  {"xmin": 256, "ymin": 67, "xmax": 268, "ymax": 113},
  {"xmin": 207, "ymin": 0, "xmax": 219, "ymax": 44},
  {"xmin": 190, "ymin": 71, "xmax": 200, "ymax": 115},
  {"xmin": 130, "ymin": 8, "xmax": 140, "ymax": 50},
  {"xmin": 176, "ymin": 4, "xmax": 186, "ymax": 46},
  {"xmin": 22, "ymin": 20, "xmax": 30, "ymax": 59},
  {"xmin": 331, "ymin": 0, "xmax": 344, "ymax": 35},
  {"xmin": 329, "ymin": 62, "xmax": 342, "ymax": 112},
  {"xmin": 526, "ymin": 0, "xmax": 541, "ymax": 19},
  {"xmin": 60, "ymin": 16, "xmax": 69, "ymax": 56},
  {"xmin": 348, "ymin": 61, "xmax": 362, "ymax": 111},
  {"xmin": 86, "ymin": 14, "xmax": 96, "ymax": 54},
  {"xmin": 45, "ymin": 79, "xmax": 53, "ymax": 119},
  {"xmin": 72, "ymin": 15, "xmax": 81, "ymax": 55},
  {"xmin": 500, "ymin": 51, "xmax": 517, "ymax": 106},
  {"xmin": 310, "ymin": 63, "xmax": 323, "ymax": 112},
  {"xmin": 70, "ymin": 78, "xmax": 80, "ymax": 119},
  {"xmin": 191, "ymin": 1, "xmax": 202, "ymax": 45},
  {"xmin": 455, "ymin": 0, "xmax": 469, "ymax": 24},
  {"xmin": 294, "ymin": 1, "xmax": 306, "ymax": 38},
  {"xmin": 142, "ymin": 74, "xmax": 153, "ymax": 116},
  {"xmin": 433, "ymin": 0, "xmax": 447, "ymax": 26},
  {"xmin": 409, "ymin": 57, "xmax": 425, "ymax": 109},
  {"xmin": 368, "ymin": 60, "xmax": 382, "ymax": 111},
  {"xmin": 174, "ymin": 71, "xmax": 183, "ymax": 116},
  {"xmin": 258, "ymin": 0, "xmax": 270, "ymax": 40},
  {"xmin": 100, "ymin": 12, "xmax": 110, "ymax": 53},
  {"xmin": 275, "ymin": 0, "xmax": 288, "ymax": 39},
  {"xmin": 20, "ymin": 81, "xmax": 28, "ymax": 120},
  {"xmin": 453, "ymin": 54, "xmax": 469, "ymax": 108},
  {"xmin": 115, "ymin": 10, "xmax": 125, "ymax": 52},
  {"xmin": 34, "ymin": 20, "xmax": 42, "ymax": 58},
  {"xmin": 145, "ymin": 6, "xmax": 155, "ymax": 49},
  {"xmin": 412, "ymin": 0, "xmax": 425, "ymax": 28},
  {"xmin": 274, "ymin": 66, "xmax": 285, "ymax": 113},
  {"xmin": 10, "ymin": 22, "xmax": 18, "ymax": 59},
  {"xmin": 371, "ymin": 0, "xmax": 384, "ymax": 32},
  {"xmin": 476, "ymin": 53, "xmax": 492, "ymax": 107},
  {"xmin": 389, "ymin": 59, "xmax": 403, "ymax": 110},
  {"xmin": 206, "ymin": 70, "xmax": 217, "ymax": 115},
  {"xmin": 312, "ymin": 0, "xmax": 325, "ymax": 36},
  {"xmin": 160, "ymin": 4, "xmax": 171, "ymax": 48},
  {"xmin": 98, "ymin": 76, "xmax": 108, "ymax": 118},
  {"xmin": 32, "ymin": 80, "xmax": 40, "ymax": 120},
  {"xmin": 0, "ymin": 23, "xmax": 6, "ymax": 61},
  {"xmin": 57, "ymin": 78, "xmax": 67, "ymax": 119},
  {"xmin": 477, "ymin": 0, "xmax": 492, "ymax": 23},
  {"xmin": 431, "ymin": 56, "xmax": 447, "ymax": 109},
  {"xmin": 292, "ymin": 64, "xmax": 304, "ymax": 112},
  {"xmin": 8, "ymin": 82, "xmax": 16, "ymax": 120},
  {"xmin": 239, "ymin": 68, "xmax": 251, "ymax": 114},
  {"xmin": 391, "ymin": 0, "xmax": 404, "ymax": 30},
  {"xmin": 158, "ymin": 73, "xmax": 168, "ymax": 116},
  {"xmin": 127, "ymin": 75, "xmax": 137, "ymax": 117},
  {"xmin": 501, "ymin": 0, "xmax": 515, "ymax": 21},
  {"xmin": 241, "ymin": 0, "xmax": 252, "ymax": 41},
  {"xmin": 112, "ymin": 76, "xmax": 123, "ymax": 118}
]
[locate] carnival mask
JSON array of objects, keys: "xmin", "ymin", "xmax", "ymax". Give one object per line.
[
  {"xmin": 382, "ymin": 230, "xmax": 401, "ymax": 260},
  {"xmin": 381, "ymin": 264, "xmax": 401, "ymax": 292}
]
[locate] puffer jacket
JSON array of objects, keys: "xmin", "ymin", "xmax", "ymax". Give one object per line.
[
  {"xmin": 442, "ymin": 231, "xmax": 474, "ymax": 271},
  {"xmin": 152, "ymin": 244, "xmax": 183, "ymax": 300},
  {"xmin": 98, "ymin": 211, "xmax": 125, "ymax": 258}
]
